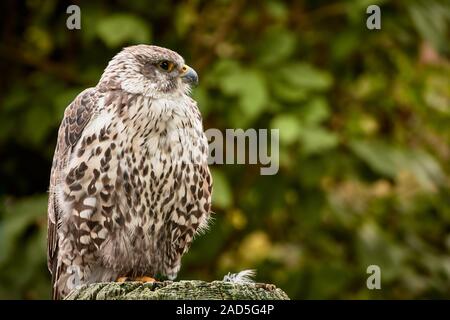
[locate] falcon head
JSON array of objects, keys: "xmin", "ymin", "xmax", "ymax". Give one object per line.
[{"xmin": 99, "ymin": 45, "xmax": 198, "ymax": 98}]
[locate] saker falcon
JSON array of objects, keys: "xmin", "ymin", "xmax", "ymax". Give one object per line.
[{"xmin": 47, "ymin": 45, "xmax": 213, "ymax": 299}]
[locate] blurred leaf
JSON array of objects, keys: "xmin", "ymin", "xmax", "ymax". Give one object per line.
[
  {"xmin": 350, "ymin": 140, "xmax": 446, "ymax": 190},
  {"xmin": 23, "ymin": 105, "xmax": 54, "ymax": 147},
  {"xmin": 192, "ymin": 86, "xmax": 210, "ymax": 116},
  {"xmin": 276, "ymin": 63, "xmax": 333, "ymax": 92},
  {"xmin": 257, "ymin": 28, "xmax": 296, "ymax": 65},
  {"xmin": 96, "ymin": 14, "xmax": 151, "ymax": 47},
  {"xmin": 423, "ymin": 72, "xmax": 450, "ymax": 114},
  {"xmin": 331, "ymin": 31, "xmax": 360, "ymax": 61},
  {"xmin": 220, "ymin": 69, "xmax": 268, "ymax": 121},
  {"xmin": 238, "ymin": 231, "xmax": 272, "ymax": 264},
  {"xmin": 357, "ymin": 221, "xmax": 408, "ymax": 282},
  {"xmin": 175, "ymin": 3, "xmax": 197, "ymax": 36},
  {"xmin": 24, "ymin": 26, "xmax": 53, "ymax": 57},
  {"xmin": 210, "ymin": 169, "xmax": 233, "ymax": 209},
  {"xmin": 271, "ymin": 80, "xmax": 308, "ymax": 103},
  {"xmin": 408, "ymin": 0, "xmax": 450, "ymax": 54},
  {"xmin": 2, "ymin": 87, "xmax": 29, "ymax": 112},
  {"xmin": 300, "ymin": 98, "xmax": 330, "ymax": 125},
  {"xmin": 264, "ymin": 1, "xmax": 288, "ymax": 21},
  {"xmin": 271, "ymin": 115, "xmax": 302, "ymax": 145},
  {"xmin": 301, "ymin": 127, "xmax": 339, "ymax": 155},
  {"xmin": 352, "ymin": 73, "xmax": 387, "ymax": 100},
  {"xmin": 0, "ymin": 195, "xmax": 47, "ymax": 266}
]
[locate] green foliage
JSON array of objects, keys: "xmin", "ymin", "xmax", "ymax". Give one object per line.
[
  {"xmin": 96, "ymin": 14, "xmax": 152, "ymax": 47},
  {"xmin": 0, "ymin": 196, "xmax": 49, "ymax": 299},
  {"xmin": 0, "ymin": 0, "xmax": 449, "ymax": 299}
]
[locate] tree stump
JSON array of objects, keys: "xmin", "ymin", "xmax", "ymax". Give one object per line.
[{"xmin": 65, "ymin": 280, "xmax": 290, "ymax": 300}]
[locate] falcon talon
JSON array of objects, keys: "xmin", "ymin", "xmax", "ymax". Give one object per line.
[
  {"xmin": 134, "ymin": 276, "xmax": 156, "ymax": 283},
  {"xmin": 116, "ymin": 277, "xmax": 129, "ymax": 283}
]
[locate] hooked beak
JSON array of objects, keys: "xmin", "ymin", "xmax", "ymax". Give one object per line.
[{"xmin": 180, "ymin": 65, "xmax": 199, "ymax": 86}]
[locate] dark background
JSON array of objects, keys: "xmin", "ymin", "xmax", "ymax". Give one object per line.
[{"xmin": 0, "ymin": 0, "xmax": 449, "ymax": 299}]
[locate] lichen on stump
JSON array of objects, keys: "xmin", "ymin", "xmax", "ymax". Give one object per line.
[{"xmin": 65, "ymin": 280, "xmax": 290, "ymax": 300}]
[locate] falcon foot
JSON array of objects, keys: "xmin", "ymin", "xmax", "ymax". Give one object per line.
[{"xmin": 116, "ymin": 276, "xmax": 156, "ymax": 283}]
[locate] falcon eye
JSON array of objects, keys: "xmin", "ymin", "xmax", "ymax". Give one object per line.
[{"xmin": 158, "ymin": 60, "xmax": 175, "ymax": 72}]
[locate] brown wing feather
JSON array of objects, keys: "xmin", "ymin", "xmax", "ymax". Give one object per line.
[{"xmin": 47, "ymin": 87, "xmax": 98, "ymax": 299}]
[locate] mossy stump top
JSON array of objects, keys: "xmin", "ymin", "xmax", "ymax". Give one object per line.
[{"xmin": 65, "ymin": 280, "xmax": 290, "ymax": 300}]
